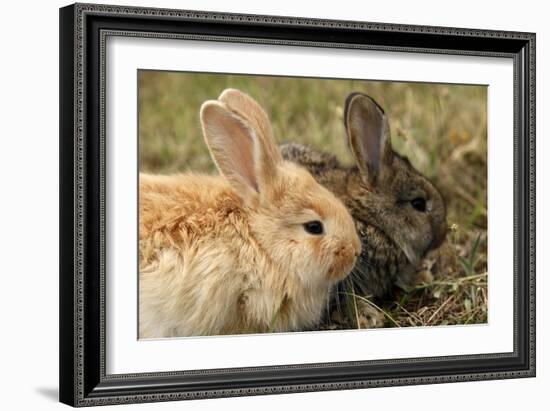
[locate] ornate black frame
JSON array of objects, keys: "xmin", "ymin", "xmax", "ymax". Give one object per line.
[{"xmin": 59, "ymin": 2, "xmax": 536, "ymax": 407}]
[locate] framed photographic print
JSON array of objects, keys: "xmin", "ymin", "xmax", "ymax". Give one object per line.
[{"xmin": 59, "ymin": 2, "xmax": 536, "ymax": 407}]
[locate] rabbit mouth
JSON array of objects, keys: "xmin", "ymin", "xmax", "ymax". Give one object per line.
[{"xmin": 327, "ymin": 251, "xmax": 358, "ymax": 282}]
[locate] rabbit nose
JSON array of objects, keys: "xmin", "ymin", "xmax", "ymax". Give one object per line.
[{"xmin": 337, "ymin": 242, "xmax": 360, "ymax": 260}]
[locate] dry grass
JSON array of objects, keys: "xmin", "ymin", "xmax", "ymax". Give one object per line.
[{"xmin": 139, "ymin": 70, "xmax": 488, "ymax": 329}]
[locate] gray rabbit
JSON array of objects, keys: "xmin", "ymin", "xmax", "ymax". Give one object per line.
[{"xmin": 280, "ymin": 92, "xmax": 447, "ymax": 304}]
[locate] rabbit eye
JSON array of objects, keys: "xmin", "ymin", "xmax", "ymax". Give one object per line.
[
  {"xmin": 410, "ymin": 197, "xmax": 427, "ymax": 212},
  {"xmin": 303, "ymin": 220, "xmax": 324, "ymax": 235}
]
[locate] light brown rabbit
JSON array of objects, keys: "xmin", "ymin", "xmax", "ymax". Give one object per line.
[{"xmin": 139, "ymin": 89, "xmax": 361, "ymax": 338}]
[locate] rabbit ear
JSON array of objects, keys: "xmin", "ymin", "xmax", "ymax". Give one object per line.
[
  {"xmin": 200, "ymin": 101, "xmax": 280, "ymax": 202},
  {"xmin": 344, "ymin": 93, "xmax": 393, "ymax": 185},
  {"xmin": 218, "ymin": 89, "xmax": 283, "ymax": 165}
]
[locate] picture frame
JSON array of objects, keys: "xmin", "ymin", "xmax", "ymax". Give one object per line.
[{"xmin": 59, "ymin": 2, "xmax": 535, "ymax": 407}]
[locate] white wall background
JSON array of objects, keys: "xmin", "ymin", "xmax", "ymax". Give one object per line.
[{"xmin": 0, "ymin": 0, "xmax": 545, "ymax": 409}]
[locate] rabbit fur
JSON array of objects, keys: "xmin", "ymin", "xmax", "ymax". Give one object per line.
[
  {"xmin": 139, "ymin": 89, "xmax": 361, "ymax": 338},
  {"xmin": 280, "ymin": 92, "xmax": 447, "ymax": 300}
]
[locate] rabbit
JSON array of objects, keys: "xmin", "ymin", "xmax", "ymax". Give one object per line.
[
  {"xmin": 279, "ymin": 92, "xmax": 447, "ymax": 302},
  {"xmin": 139, "ymin": 89, "xmax": 361, "ymax": 338}
]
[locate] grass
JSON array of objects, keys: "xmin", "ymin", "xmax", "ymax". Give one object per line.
[{"xmin": 139, "ymin": 70, "xmax": 488, "ymax": 329}]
